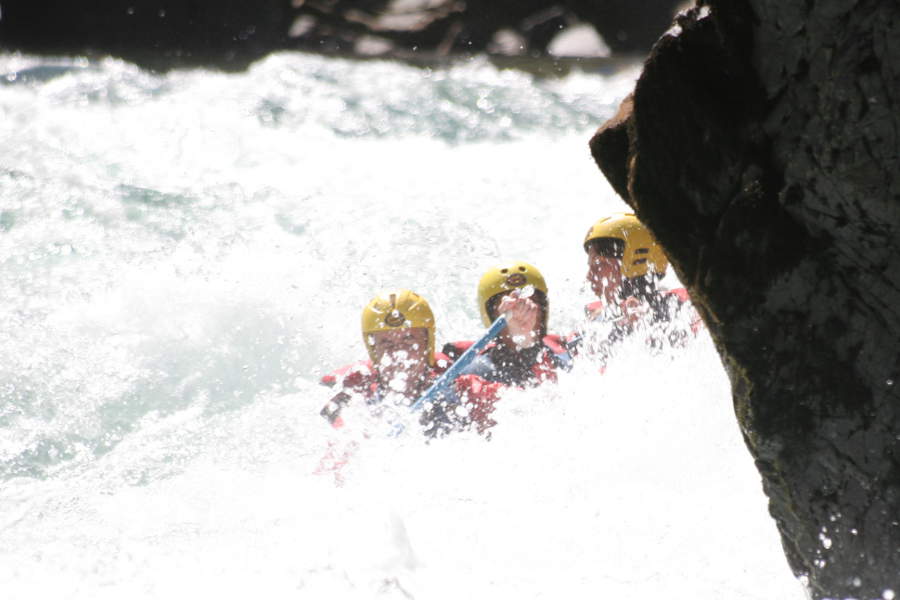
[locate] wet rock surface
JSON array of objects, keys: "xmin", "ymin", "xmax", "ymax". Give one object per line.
[
  {"xmin": 0, "ymin": 0, "xmax": 683, "ymax": 70},
  {"xmin": 590, "ymin": 1, "xmax": 900, "ymax": 597}
]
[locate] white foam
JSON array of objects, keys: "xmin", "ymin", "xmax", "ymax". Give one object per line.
[{"xmin": 0, "ymin": 52, "xmax": 805, "ymax": 599}]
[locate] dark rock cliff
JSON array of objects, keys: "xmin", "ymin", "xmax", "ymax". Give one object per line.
[{"xmin": 590, "ymin": 1, "xmax": 900, "ymax": 597}]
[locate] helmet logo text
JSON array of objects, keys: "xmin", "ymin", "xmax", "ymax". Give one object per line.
[
  {"xmin": 506, "ymin": 273, "xmax": 527, "ymax": 287},
  {"xmin": 384, "ymin": 310, "xmax": 406, "ymax": 327}
]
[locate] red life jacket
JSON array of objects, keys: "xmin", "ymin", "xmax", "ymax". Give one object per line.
[
  {"xmin": 320, "ymin": 360, "xmax": 371, "ymax": 388},
  {"xmin": 319, "ymin": 353, "xmax": 451, "ymax": 389},
  {"xmin": 452, "ymin": 374, "xmax": 505, "ymax": 434},
  {"xmin": 585, "ymin": 287, "xmax": 691, "ymax": 316},
  {"xmin": 585, "ymin": 287, "xmax": 702, "ymax": 334},
  {"xmin": 318, "ymin": 353, "xmax": 451, "ymax": 427},
  {"xmin": 584, "ymin": 299, "xmax": 605, "ymax": 319},
  {"xmin": 439, "ymin": 336, "xmax": 574, "ymax": 434},
  {"xmin": 530, "ymin": 335, "xmax": 573, "ymax": 383},
  {"xmin": 441, "ymin": 335, "xmax": 575, "ymax": 377}
]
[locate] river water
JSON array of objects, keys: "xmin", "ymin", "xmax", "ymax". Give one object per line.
[{"xmin": 0, "ymin": 52, "xmax": 804, "ymax": 599}]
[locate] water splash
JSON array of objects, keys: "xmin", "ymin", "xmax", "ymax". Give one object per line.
[{"xmin": 0, "ymin": 51, "xmax": 804, "ymax": 599}]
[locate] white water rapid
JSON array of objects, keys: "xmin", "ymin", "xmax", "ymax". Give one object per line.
[{"xmin": 0, "ymin": 52, "xmax": 805, "ymax": 599}]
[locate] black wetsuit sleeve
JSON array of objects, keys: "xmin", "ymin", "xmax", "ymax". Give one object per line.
[{"xmin": 320, "ymin": 391, "xmax": 351, "ymax": 425}]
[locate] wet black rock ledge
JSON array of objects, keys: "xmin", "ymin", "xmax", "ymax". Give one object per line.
[{"xmin": 590, "ymin": 1, "xmax": 900, "ymax": 597}]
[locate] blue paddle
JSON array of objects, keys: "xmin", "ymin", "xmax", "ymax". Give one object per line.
[{"xmin": 409, "ymin": 315, "xmax": 507, "ymax": 413}]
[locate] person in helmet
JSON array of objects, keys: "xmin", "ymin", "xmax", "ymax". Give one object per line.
[
  {"xmin": 582, "ymin": 212, "xmax": 701, "ymax": 356},
  {"xmin": 319, "ymin": 289, "xmax": 457, "ymax": 433},
  {"xmin": 445, "ymin": 261, "xmax": 574, "ymax": 390},
  {"xmin": 437, "ymin": 261, "xmax": 576, "ymax": 433}
]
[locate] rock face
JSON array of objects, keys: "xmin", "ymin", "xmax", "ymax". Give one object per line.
[{"xmin": 590, "ymin": 1, "xmax": 900, "ymax": 597}]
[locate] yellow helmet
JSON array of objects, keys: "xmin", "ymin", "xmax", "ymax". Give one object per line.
[
  {"xmin": 583, "ymin": 213, "xmax": 668, "ymax": 278},
  {"xmin": 361, "ymin": 289, "xmax": 436, "ymax": 366},
  {"xmin": 476, "ymin": 261, "xmax": 548, "ymax": 328}
]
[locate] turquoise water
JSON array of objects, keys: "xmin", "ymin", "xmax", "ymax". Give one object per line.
[{"xmin": 0, "ymin": 52, "xmax": 803, "ymax": 599}]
